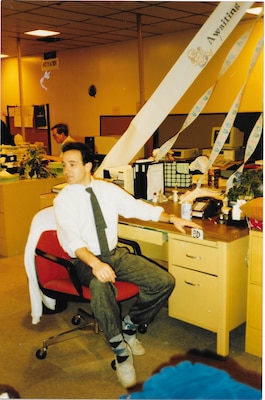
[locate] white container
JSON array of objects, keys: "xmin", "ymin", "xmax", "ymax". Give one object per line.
[
  {"xmin": 152, "ymin": 192, "xmax": 158, "ymax": 204},
  {"xmin": 172, "ymin": 189, "xmax": 178, "ymax": 203},
  {"xmin": 181, "ymin": 201, "xmax": 192, "ymax": 220}
]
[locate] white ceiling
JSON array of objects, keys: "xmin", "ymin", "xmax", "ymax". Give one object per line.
[{"xmin": 1, "ymin": 1, "xmax": 263, "ymax": 58}]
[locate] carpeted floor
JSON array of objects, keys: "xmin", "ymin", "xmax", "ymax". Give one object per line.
[{"xmin": 0, "ymin": 254, "xmax": 262, "ymax": 399}]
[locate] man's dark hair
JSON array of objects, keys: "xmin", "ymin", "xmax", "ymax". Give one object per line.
[
  {"xmin": 51, "ymin": 123, "xmax": 68, "ymax": 136},
  {"xmin": 62, "ymin": 142, "xmax": 94, "ymax": 165}
]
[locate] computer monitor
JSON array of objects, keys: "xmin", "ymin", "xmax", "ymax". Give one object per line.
[
  {"xmin": 211, "ymin": 126, "xmax": 244, "ymax": 149},
  {"xmin": 103, "ymin": 165, "xmax": 134, "ymax": 195}
]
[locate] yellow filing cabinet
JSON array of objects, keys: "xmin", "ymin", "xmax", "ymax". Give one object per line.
[
  {"xmin": 0, "ymin": 177, "xmax": 65, "ymax": 256},
  {"xmin": 168, "ymin": 232, "xmax": 249, "ymax": 356},
  {"xmin": 245, "ymin": 230, "xmax": 263, "ymax": 357}
]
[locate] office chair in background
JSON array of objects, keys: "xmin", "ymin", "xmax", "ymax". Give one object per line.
[{"xmin": 34, "ymin": 229, "xmax": 143, "ymax": 360}]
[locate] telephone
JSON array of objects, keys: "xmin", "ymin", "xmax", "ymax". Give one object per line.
[{"xmin": 192, "ymin": 197, "xmax": 223, "ymax": 218}]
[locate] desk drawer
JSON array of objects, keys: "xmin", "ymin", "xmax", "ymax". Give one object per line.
[
  {"xmin": 118, "ymin": 224, "xmax": 165, "ymax": 245},
  {"xmin": 169, "ymin": 265, "xmax": 218, "ymax": 331},
  {"xmin": 169, "ymin": 237, "xmax": 218, "ymax": 275}
]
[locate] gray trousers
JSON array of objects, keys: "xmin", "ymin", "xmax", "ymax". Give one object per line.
[{"xmin": 71, "ymin": 246, "xmax": 175, "ymax": 340}]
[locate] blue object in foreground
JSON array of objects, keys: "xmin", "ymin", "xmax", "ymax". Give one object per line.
[{"xmin": 120, "ymin": 361, "xmax": 261, "ymax": 399}]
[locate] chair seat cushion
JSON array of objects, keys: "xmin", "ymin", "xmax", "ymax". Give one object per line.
[
  {"xmin": 43, "ymin": 279, "xmax": 139, "ymax": 301},
  {"xmin": 43, "ymin": 279, "xmax": 90, "ymax": 298},
  {"xmin": 115, "ymin": 281, "xmax": 139, "ymax": 301}
]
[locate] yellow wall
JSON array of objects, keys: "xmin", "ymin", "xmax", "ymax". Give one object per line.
[{"xmin": 1, "ymin": 19, "xmax": 263, "ymax": 143}]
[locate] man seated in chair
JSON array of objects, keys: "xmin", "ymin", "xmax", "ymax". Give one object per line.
[{"xmin": 53, "ymin": 142, "xmax": 200, "ymax": 388}]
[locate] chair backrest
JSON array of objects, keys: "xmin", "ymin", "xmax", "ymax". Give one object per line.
[{"xmin": 35, "ymin": 230, "xmax": 71, "ymax": 286}]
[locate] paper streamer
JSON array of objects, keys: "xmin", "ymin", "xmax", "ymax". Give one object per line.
[
  {"xmin": 154, "ymin": 27, "xmax": 254, "ymax": 161},
  {"xmin": 196, "ymin": 35, "xmax": 263, "ymax": 188},
  {"xmin": 95, "ymin": 1, "xmax": 253, "ymax": 178},
  {"xmin": 40, "ymin": 71, "xmax": 51, "ymax": 91},
  {"xmin": 202, "ymin": 35, "xmax": 263, "ymax": 174}
]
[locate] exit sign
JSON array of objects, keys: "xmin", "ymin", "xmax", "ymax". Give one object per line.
[{"xmin": 41, "ymin": 58, "xmax": 59, "ymax": 71}]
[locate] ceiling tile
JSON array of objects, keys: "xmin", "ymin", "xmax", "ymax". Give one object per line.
[{"xmin": 1, "ymin": 1, "xmax": 262, "ymax": 58}]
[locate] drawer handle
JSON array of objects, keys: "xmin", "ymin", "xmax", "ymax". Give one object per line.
[
  {"xmin": 186, "ymin": 253, "xmax": 201, "ymax": 260},
  {"xmin": 185, "ymin": 280, "xmax": 200, "ymax": 287}
]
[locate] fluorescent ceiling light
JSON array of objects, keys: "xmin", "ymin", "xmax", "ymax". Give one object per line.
[
  {"xmin": 246, "ymin": 7, "xmax": 263, "ymax": 15},
  {"xmin": 1, "ymin": 54, "xmax": 9, "ymax": 58},
  {"xmin": 24, "ymin": 29, "xmax": 60, "ymax": 37}
]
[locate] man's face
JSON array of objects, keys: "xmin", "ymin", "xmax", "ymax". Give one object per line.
[
  {"xmin": 62, "ymin": 149, "xmax": 91, "ymax": 185},
  {"xmin": 52, "ymin": 128, "xmax": 65, "ymax": 144}
]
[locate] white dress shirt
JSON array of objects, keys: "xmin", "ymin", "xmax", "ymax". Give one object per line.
[
  {"xmin": 59, "ymin": 135, "xmax": 75, "ymax": 156},
  {"xmin": 53, "ymin": 178, "xmax": 164, "ymax": 258}
]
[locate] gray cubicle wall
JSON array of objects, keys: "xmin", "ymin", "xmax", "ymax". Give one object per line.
[
  {"xmin": 100, "ymin": 112, "xmax": 262, "ymax": 160},
  {"xmin": 157, "ymin": 113, "xmax": 262, "ymax": 151},
  {"xmin": 158, "ymin": 113, "xmax": 224, "ymax": 148}
]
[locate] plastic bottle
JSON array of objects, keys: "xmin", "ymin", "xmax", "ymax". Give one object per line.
[{"xmin": 172, "ymin": 189, "xmax": 178, "ymax": 203}]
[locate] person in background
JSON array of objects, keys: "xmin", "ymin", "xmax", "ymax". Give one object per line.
[
  {"xmin": 47, "ymin": 123, "xmax": 75, "ymax": 161},
  {"xmin": 53, "ymin": 142, "xmax": 200, "ymax": 389}
]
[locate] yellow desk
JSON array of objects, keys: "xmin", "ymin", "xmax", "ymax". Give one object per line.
[
  {"xmin": 245, "ymin": 230, "xmax": 263, "ymax": 357},
  {"xmin": 118, "ymin": 201, "xmax": 249, "ymax": 356}
]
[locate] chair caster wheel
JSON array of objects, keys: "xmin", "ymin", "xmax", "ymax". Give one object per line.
[
  {"xmin": 36, "ymin": 348, "xmax": 47, "ymax": 359},
  {"xmin": 111, "ymin": 359, "xmax": 116, "ymax": 370},
  {"xmin": 72, "ymin": 315, "xmax": 81, "ymax": 325},
  {"xmin": 138, "ymin": 323, "xmax": 148, "ymax": 334}
]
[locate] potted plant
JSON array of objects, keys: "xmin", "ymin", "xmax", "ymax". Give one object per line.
[
  {"xmin": 227, "ymin": 169, "xmax": 263, "ymax": 205},
  {"xmin": 19, "ymin": 145, "xmax": 56, "ymax": 179}
]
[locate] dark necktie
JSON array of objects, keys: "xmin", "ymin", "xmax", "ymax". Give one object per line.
[{"xmin": 86, "ymin": 187, "xmax": 111, "ymax": 264}]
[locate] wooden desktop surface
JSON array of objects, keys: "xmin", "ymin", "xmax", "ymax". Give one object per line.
[{"xmin": 119, "ymin": 200, "xmax": 248, "ymax": 243}]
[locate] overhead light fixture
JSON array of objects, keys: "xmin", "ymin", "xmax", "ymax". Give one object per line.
[
  {"xmin": 37, "ymin": 37, "xmax": 61, "ymax": 43},
  {"xmin": 1, "ymin": 54, "xmax": 9, "ymax": 58},
  {"xmin": 246, "ymin": 7, "xmax": 263, "ymax": 15},
  {"xmin": 24, "ymin": 29, "xmax": 60, "ymax": 37}
]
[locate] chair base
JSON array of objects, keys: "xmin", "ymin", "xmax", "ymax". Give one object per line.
[{"xmin": 36, "ymin": 307, "xmax": 98, "ymax": 359}]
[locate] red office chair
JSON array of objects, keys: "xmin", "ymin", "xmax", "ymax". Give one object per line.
[{"xmin": 34, "ymin": 230, "xmax": 141, "ymax": 360}]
